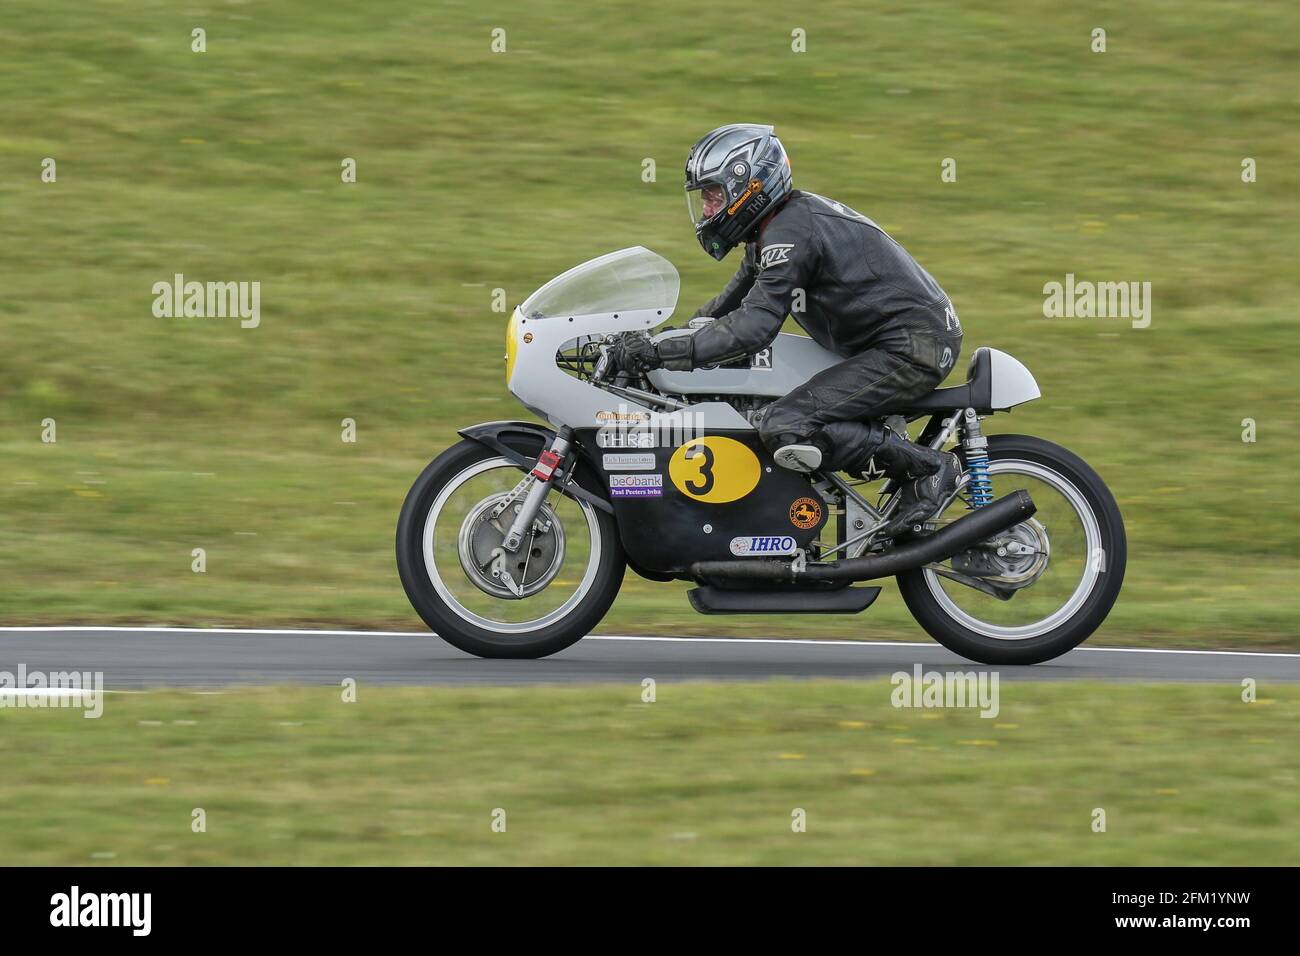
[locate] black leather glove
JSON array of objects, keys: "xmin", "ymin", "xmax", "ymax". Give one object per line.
[
  {"xmin": 654, "ymin": 334, "xmax": 695, "ymax": 371},
  {"xmin": 608, "ymin": 332, "xmax": 663, "ymax": 374}
]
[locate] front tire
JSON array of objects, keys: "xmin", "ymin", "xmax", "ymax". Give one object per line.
[
  {"xmin": 897, "ymin": 434, "xmax": 1126, "ymax": 665},
  {"xmin": 396, "ymin": 438, "xmax": 625, "ymax": 659}
]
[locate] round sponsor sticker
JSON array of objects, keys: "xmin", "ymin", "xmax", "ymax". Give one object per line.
[
  {"xmin": 788, "ymin": 496, "xmax": 822, "ymax": 530},
  {"xmin": 667, "ymin": 436, "xmax": 761, "ymax": 504}
]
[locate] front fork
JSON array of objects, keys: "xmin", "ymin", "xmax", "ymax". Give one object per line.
[{"xmin": 499, "ymin": 427, "xmax": 572, "ymax": 552}]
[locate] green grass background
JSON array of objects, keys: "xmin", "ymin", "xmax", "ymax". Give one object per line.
[
  {"xmin": 2, "ymin": 681, "xmax": 1295, "ymax": 865},
  {"xmin": 1, "ymin": 1, "xmax": 1296, "ymax": 645}
]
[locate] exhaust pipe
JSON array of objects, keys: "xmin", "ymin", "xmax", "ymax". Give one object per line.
[{"xmin": 692, "ymin": 490, "xmax": 1036, "ymax": 588}]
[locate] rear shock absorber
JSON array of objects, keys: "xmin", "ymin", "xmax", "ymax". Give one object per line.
[{"xmin": 960, "ymin": 408, "xmax": 994, "ymax": 509}]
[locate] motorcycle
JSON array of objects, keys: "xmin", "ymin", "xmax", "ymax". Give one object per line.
[{"xmin": 397, "ymin": 247, "xmax": 1126, "ymax": 664}]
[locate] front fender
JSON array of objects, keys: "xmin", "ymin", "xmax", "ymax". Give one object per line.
[{"xmin": 457, "ymin": 420, "xmax": 614, "ymax": 514}]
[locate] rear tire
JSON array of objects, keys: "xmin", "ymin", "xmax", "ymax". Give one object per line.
[
  {"xmin": 897, "ymin": 434, "xmax": 1126, "ymax": 665},
  {"xmin": 396, "ymin": 438, "xmax": 625, "ymax": 659}
]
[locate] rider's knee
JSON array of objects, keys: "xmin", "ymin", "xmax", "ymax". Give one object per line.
[{"xmin": 756, "ymin": 402, "xmax": 807, "ymax": 454}]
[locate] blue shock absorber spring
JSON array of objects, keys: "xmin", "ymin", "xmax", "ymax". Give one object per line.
[{"xmin": 965, "ymin": 451, "xmax": 994, "ymax": 509}]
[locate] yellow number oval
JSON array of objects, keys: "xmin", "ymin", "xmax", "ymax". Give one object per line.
[{"xmin": 668, "ymin": 436, "xmax": 761, "ymax": 504}]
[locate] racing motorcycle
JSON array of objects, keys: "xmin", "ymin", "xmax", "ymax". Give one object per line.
[{"xmin": 397, "ymin": 247, "xmax": 1126, "ymax": 664}]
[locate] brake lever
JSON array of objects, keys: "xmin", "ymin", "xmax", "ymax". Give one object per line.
[
  {"xmin": 591, "ymin": 333, "xmax": 621, "ymax": 383},
  {"xmin": 591, "ymin": 347, "xmax": 612, "ymax": 383}
]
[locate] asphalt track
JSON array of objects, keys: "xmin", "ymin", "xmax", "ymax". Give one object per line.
[{"xmin": 0, "ymin": 627, "xmax": 1297, "ymax": 688}]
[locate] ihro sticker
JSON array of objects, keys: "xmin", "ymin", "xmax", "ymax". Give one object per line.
[
  {"xmin": 608, "ymin": 473, "xmax": 663, "ymax": 498},
  {"xmin": 729, "ymin": 535, "xmax": 797, "ymax": 556}
]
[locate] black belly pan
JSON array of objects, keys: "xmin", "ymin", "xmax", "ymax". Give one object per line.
[{"xmin": 573, "ymin": 427, "xmax": 827, "ymax": 575}]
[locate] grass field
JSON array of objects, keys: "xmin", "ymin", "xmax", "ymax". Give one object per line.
[
  {"xmin": 1, "ymin": 680, "xmax": 1295, "ymax": 865},
  {"xmin": 1, "ymin": 1, "xmax": 1297, "ymax": 646}
]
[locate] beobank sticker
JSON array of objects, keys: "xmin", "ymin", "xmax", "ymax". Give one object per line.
[{"xmin": 608, "ymin": 473, "xmax": 663, "ymax": 499}]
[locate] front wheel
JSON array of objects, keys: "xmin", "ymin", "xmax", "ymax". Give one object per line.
[
  {"xmin": 897, "ymin": 434, "xmax": 1126, "ymax": 665},
  {"xmin": 396, "ymin": 438, "xmax": 625, "ymax": 659}
]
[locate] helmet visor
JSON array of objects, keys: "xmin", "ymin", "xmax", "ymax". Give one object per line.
[{"xmin": 685, "ymin": 182, "xmax": 727, "ymax": 226}]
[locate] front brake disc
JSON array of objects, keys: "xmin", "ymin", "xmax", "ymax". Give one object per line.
[{"xmin": 457, "ymin": 494, "xmax": 566, "ymax": 599}]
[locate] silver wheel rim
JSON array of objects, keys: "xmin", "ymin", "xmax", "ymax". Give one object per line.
[
  {"xmin": 922, "ymin": 459, "xmax": 1102, "ymax": 641},
  {"xmin": 422, "ymin": 456, "xmax": 603, "ymax": 635}
]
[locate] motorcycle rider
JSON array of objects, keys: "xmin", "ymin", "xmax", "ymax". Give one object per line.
[{"xmin": 609, "ymin": 123, "xmax": 964, "ymax": 539}]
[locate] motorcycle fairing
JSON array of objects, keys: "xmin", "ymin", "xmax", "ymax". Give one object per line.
[
  {"xmin": 508, "ymin": 247, "xmax": 749, "ymax": 432},
  {"xmin": 574, "ymin": 427, "xmax": 827, "ymax": 575}
]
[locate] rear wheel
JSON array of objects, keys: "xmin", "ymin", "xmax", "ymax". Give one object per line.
[
  {"xmin": 396, "ymin": 438, "xmax": 625, "ymax": 659},
  {"xmin": 897, "ymin": 434, "xmax": 1125, "ymax": 664}
]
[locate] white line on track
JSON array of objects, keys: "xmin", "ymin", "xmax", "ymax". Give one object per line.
[{"xmin": 0, "ymin": 625, "xmax": 1297, "ymax": 658}]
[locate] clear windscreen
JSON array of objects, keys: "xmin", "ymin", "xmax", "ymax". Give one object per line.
[{"xmin": 520, "ymin": 247, "xmax": 680, "ymax": 320}]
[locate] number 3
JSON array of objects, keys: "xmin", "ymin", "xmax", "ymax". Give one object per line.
[{"xmin": 684, "ymin": 442, "xmax": 715, "ymax": 495}]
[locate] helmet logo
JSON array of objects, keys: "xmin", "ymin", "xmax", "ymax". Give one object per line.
[{"xmin": 726, "ymin": 178, "xmax": 764, "ymax": 216}]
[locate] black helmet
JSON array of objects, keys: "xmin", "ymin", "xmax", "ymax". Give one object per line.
[{"xmin": 685, "ymin": 124, "xmax": 793, "ymax": 260}]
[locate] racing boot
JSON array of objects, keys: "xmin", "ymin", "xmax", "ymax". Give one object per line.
[
  {"xmin": 766, "ymin": 405, "xmax": 833, "ymax": 472},
  {"xmin": 772, "ymin": 437, "xmax": 828, "ymax": 473},
  {"xmin": 776, "ymin": 421, "xmax": 892, "ymax": 479},
  {"xmin": 870, "ymin": 428, "xmax": 962, "ymax": 540}
]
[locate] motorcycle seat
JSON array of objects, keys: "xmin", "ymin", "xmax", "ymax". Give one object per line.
[{"xmin": 904, "ymin": 347, "xmax": 993, "ymax": 413}]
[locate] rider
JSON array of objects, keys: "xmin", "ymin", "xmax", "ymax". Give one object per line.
[{"xmin": 610, "ymin": 123, "xmax": 964, "ymax": 539}]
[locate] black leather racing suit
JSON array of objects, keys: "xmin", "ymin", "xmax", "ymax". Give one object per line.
[{"xmin": 660, "ymin": 190, "xmax": 963, "ymax": 473}]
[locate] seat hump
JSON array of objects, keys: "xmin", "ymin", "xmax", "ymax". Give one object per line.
[{"xmin": 902, "ymin": 347, "xmax": 993, "ymax": 413}]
